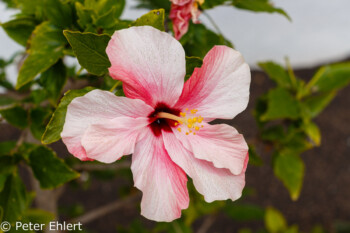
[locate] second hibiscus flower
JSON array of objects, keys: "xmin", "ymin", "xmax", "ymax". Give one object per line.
[
  {"xmin": 61, "ymin": 26, "xmax": 251, "ymax": 222},
  {"xmin": 170, "ymin": 0, "xmax": 204, "ymax": 40}
]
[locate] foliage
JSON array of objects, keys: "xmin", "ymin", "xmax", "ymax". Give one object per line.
[{"xmin": 0, "ymin": 0, "xmax": 349, "ymax": 232}]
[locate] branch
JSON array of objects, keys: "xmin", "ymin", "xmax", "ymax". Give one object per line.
[
  {"xmin": 197, "ymin": 215, "xmax": 217, "ymax": 233},
  {"xmin": 71, "ymin": 193, "xmax": 140, "ymax": 224}
]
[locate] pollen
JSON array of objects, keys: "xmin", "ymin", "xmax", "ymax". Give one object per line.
[{"xmin": 156, "ymin": 109, "xmax": 204, "ymax": 135}]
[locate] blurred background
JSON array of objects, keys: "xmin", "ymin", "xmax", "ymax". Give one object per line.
[{"xmin": 0, "ymin": 0, "xmax": 349, "ymax": 232}]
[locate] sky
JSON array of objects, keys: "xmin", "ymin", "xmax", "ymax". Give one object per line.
[{"xmin": 0, "ymin": 0, "xmax": 350, "ymax": 84}]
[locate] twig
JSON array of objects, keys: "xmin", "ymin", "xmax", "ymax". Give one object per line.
[
  {"xmin": 71, "ymin": 193, "xmax": 140, "ymax": 224},
  {"xmin": 73, "ymin": 161, "xmax": 131, "ymax": 171},
  {"xmin": 197, "ymin": 215, "xmax": 217, "ymax": 233}
]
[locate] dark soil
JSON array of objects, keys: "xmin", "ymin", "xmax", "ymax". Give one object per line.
[{"xmin": 1, "ymin": 61, "xmax": 349, "ymax": 233}]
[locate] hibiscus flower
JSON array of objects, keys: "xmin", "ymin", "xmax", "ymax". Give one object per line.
[
  {"xmin": 170, "ymin": 0, "xmax": 204, "ymax": 40},
  {"xmin": 61, "ymin": 26, "xmax": 251, "ymax": 222}
]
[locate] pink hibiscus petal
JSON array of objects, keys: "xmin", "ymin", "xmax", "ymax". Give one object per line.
[
  {"xmin": 163, "ymin": 130, "xmax": 248, "ymax": 202},
  {"xmin": 61, "ymin": 90, "xmax": 154, "ymax": 161},
  {"xmin": 173, "ymin": 123, "xmax": 248, "ymax": 175},
  {"xmin": 131, "ymin": 129, "xmax": 189, "ymax": 222},
  {"xmin": 175, "ymin": 46, "xmax": 251, "ymax": 121},
  {"xmin": 81, "ymin": 117, "xmax": 149, "ymax": 163},
  {"xmin": 106, "ymin": 26, "xmax": 186, "ymax": 108},
  {"xmin": 170, "ymin": 3, "xmax": 193, "ymax": 40}
]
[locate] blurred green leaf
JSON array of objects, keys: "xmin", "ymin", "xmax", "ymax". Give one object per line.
[
  {"xmin": 258, "ymin": 61, "xmax": 293, "ymax": 89},
  {"xmin": 1, "ymin": 17, "xmax": 37, "ymax": 46},
  {"xmin": 233, "ymin": 0, "xmax": 290, "ymax": 20},
  {"xmin": 42, "ymin": 87, "xmax": 95, "ymax": 144},
  {"xmin": 303, "ymin": 121, "xmax": 321, "ymax": 146},
  {"xmin": 22, "ymin": 209, "xmax": 55, "ymax": 226},
  {"xmin": 0, "ymin": 105, "xmax": 28, "ymax": 129},
  {"xmin": 261, "ymin": 88, "xmax": 300, "ymax": 121},
  {"xmin": 0, "ymin": 141, "xmax": 16, "ymax": 156},
  {"xmin": 39, "ymin": 60, "xmax": 68, "ymax": 104},
  {"xmin": 29, "ymin": 146, "xmax": 79, "ymax": 189},
  {"xmin": 202, "ymin": 0, "xmax": 227, "ymax": 9},
  {"xmin": 301, "ymin": 91, "xmax": 336, "ymax": 119},
  {"xmin": 307, "ymin": 62, "xmax": 350, "ymax": 92},
  {"xmin": 0, "ymin": 175, "xmax": 7, "ymax": 192},
  {"xmin": 264, "ymin": 207, "xmax": 287, "ymax": 233},
  {"xmin": 182, "ymin": 23, "xmax": 233, "ymax": 58},
  {"xmin": 248, "ymin": 145, "xmax": 263, "ymax": 166},
  {"xmin": 15, "ymin": 0, "xmax": 45, "ymax": 20},
  {"xmin": 274, "ymin": 153, "xmax": 304, "ymax": 200},
  {"xmin": 16, "ymin": 22, "xmax": 67, "ymax": 89},
  {"xmin": 30, "ymin": 107, "xmax": 52, "ymax": 140},
  {"xmin": 85, "ymin": 0, "xmax": 125, "ymax": 18},
  {"xmin": 44, "ymin": 0, "xmax": 73, "ymax": 28},
  {"xmin": 64, "ymin": 30, "xmax": 111, "ymax": 75},
  {"xmin": 131, "ymin": 9, "xmax": 165, "ymax": 31},
  {"xmin": 185, "ymin": 56, "xmax": 202, "ymax": 80},
  {"xmin": 0, "ymin": 156, "xmax": 16, "ymax": 175},
  {"xmin": 0, "ymin": 173, "xmax": 28, "ymax": 223},
  {"xmin": 225, "ymin": 203, "xmax": 265, "ymax": 221}
]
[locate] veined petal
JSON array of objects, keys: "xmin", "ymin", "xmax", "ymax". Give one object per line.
[
  {"xmin": 175, "ymin": 46, "xmax": 251, "ymax": 121},
  {"xmin": 170, "ymin": 3, "xmax": 192, "ymax": 40},
  {"xmin": 131, "ymin": 129, "xmax": 189, "ymax": 222},
  {"xmin": 163, "ymin": 130, "xmax": 248, "ymax": 202},
  {"xmin": 81, "ymin": 117, "xmax": 149, "ymax": 163},
  {"xmin": 106, "ymin": 26, "xmax": 186, "ymax": 108},
  {"xmin": 61, "ymin": 90, "xmax": 154, "ymax": 161},
  {"xmin": 173, "ymin": 123, "xmax": 248, "ymax": 175}
]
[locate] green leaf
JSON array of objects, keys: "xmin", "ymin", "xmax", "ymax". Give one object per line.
[
  {"xmin": 0, "ymin": 156, "xmax": 16, "ymax": 175},
  {"xmin": 22, "ymin": 209, "xmax": 55, "ymax": 226},
  {"xmin": 306, "ymin": 62, "xmax": 350, "ymax": 92},
  {"xmin": 303, "ymin": 121, "xmax": 321, "ymax": 146},
  {"xmin": 182, "ymin": 23, "xmax": 233, "ymax": 58},
  {"xmin": 301, "ymin": 91, "xmax": 336, "ymax": 118},
  {"xmin": 39, "ymin": 60, "xmax": 68, "ymax": 104},
  {"xmin": 1, "ymin": 17, "xmax": 37, "ymax": 46},
  {"xmin": 202, "ymin": 0, "xmax": 227, "ymax": 9},
  {"xmin": 29, "ymin": 146, "xmax": 79, "ymax": 189},
  {"xmin": 0, "ymin": 141, "xmax": 16, "ymax": 156},
  {"xmin": 261, "ymin": 88, "xmax": 300, "ymax": 121},
  {"xmin": 0, "ymin": 105, "xmax": 28, "ymax": 129},
  {"xmin": 258, "ymin": 61, "xmax": 293, "ymax": 89},
  {"xmin": 64, "ymin": 30, "xmax": 111, "ymax": 75},
  {"xmin": 16, "ymin": 22, "xmax": 67, "ymax": 89},
  {"xmin": 274, "ymin": 153, "xmax": 304, "ymax": 200},
  {"xmin": 0, "ymin": 173, "xmax": 28, "ymax": 223},
  {"xmin": 41, "ymin": 87, "xmax": 95, "ymax": 144},
  {"xmin": 185, "ymin": 56, "xmax": 202, "ymax": 80},
  {"xmin": 15, "ymin": 0, "xmax": 45, "ymax": 20},
  {"xmin": 0, "ymin": 175, "xmax": 7, "ymax": 192},
  {"xmin": 86, "ymin": 0, "xmax": 125, "ymax": 18},
  {"xmin": 248, "ymin": 145, "xmax": 263, "ymax": 166},
  {"xmin": 234, "ymin": 0, "xmax": 291, "ymax": 20},
  {"xmin": 30, "ymin": 107, "xmax": 52, "ymax": 140},
  {"xmin": 131, "ymin": 9, "xmax": 165, "ymax": 31},
  {"xmin": 225, "ymin": 203, "xmax": 265, "ymax": 221},
  {"xmin": 44, "ymin": 0, "xmax": 73, "ymax": 28},
  {"xmin": 93, "ymin": 6, "xmax": 119, "ymax": 29},
  {"xmin": 264, "ymin": 207, "xmax": 287, "ymax": 233}
]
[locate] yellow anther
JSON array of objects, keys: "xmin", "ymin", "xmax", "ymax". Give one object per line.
[
  {"xmin": 180, "ymin": 112, "xmax": 186, "ymax": 117},
  {"xmin": 198, "ymin": 117, "xmax": 203, "ymax": 123},
  {"xmin": 178, "ymin": 120, "xmax": 183, "ymax": 124},
  {"xmin": 201, "ymin": 125, "xmax": 204, "ymax": 128},
  {"xmin": 186, "ymin": 108, "xmax": 189, "ymax": 111},
  {"xmin": 186, "ymin": 132, "xmax": 189, "ymax": 135},
  {"xmin": 193, "ymin": 132, "xmax": 196, "ymax": 135},
  {"xmin": 195, "ymin": 126, "xmax": 200, "ymax": 131},
  {"xmin": 187, "ymin": 118, "xmax": 193, "ymax": 124},
  {"xmin": 187, "ymin": 124, "xmax": 193, "ymax": 128},
  {"xmin": 177, "ymin": 128, "xmax": 182, "ymax": 132},
  {"xmin": 174, "ymin": 122, "xmax": 178, "ymax": 126},
  {"xmin": 193, "ymin": 117, "xmax": 198, "ymax": 122},
  {"xmin": 190, "ymin": 109, "xmax": 198, "ymax": 114}
]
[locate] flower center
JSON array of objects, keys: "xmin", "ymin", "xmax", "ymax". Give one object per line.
[{"xmin": 157, "ymin": 108, "xmax": 204, "ymax": 135}]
